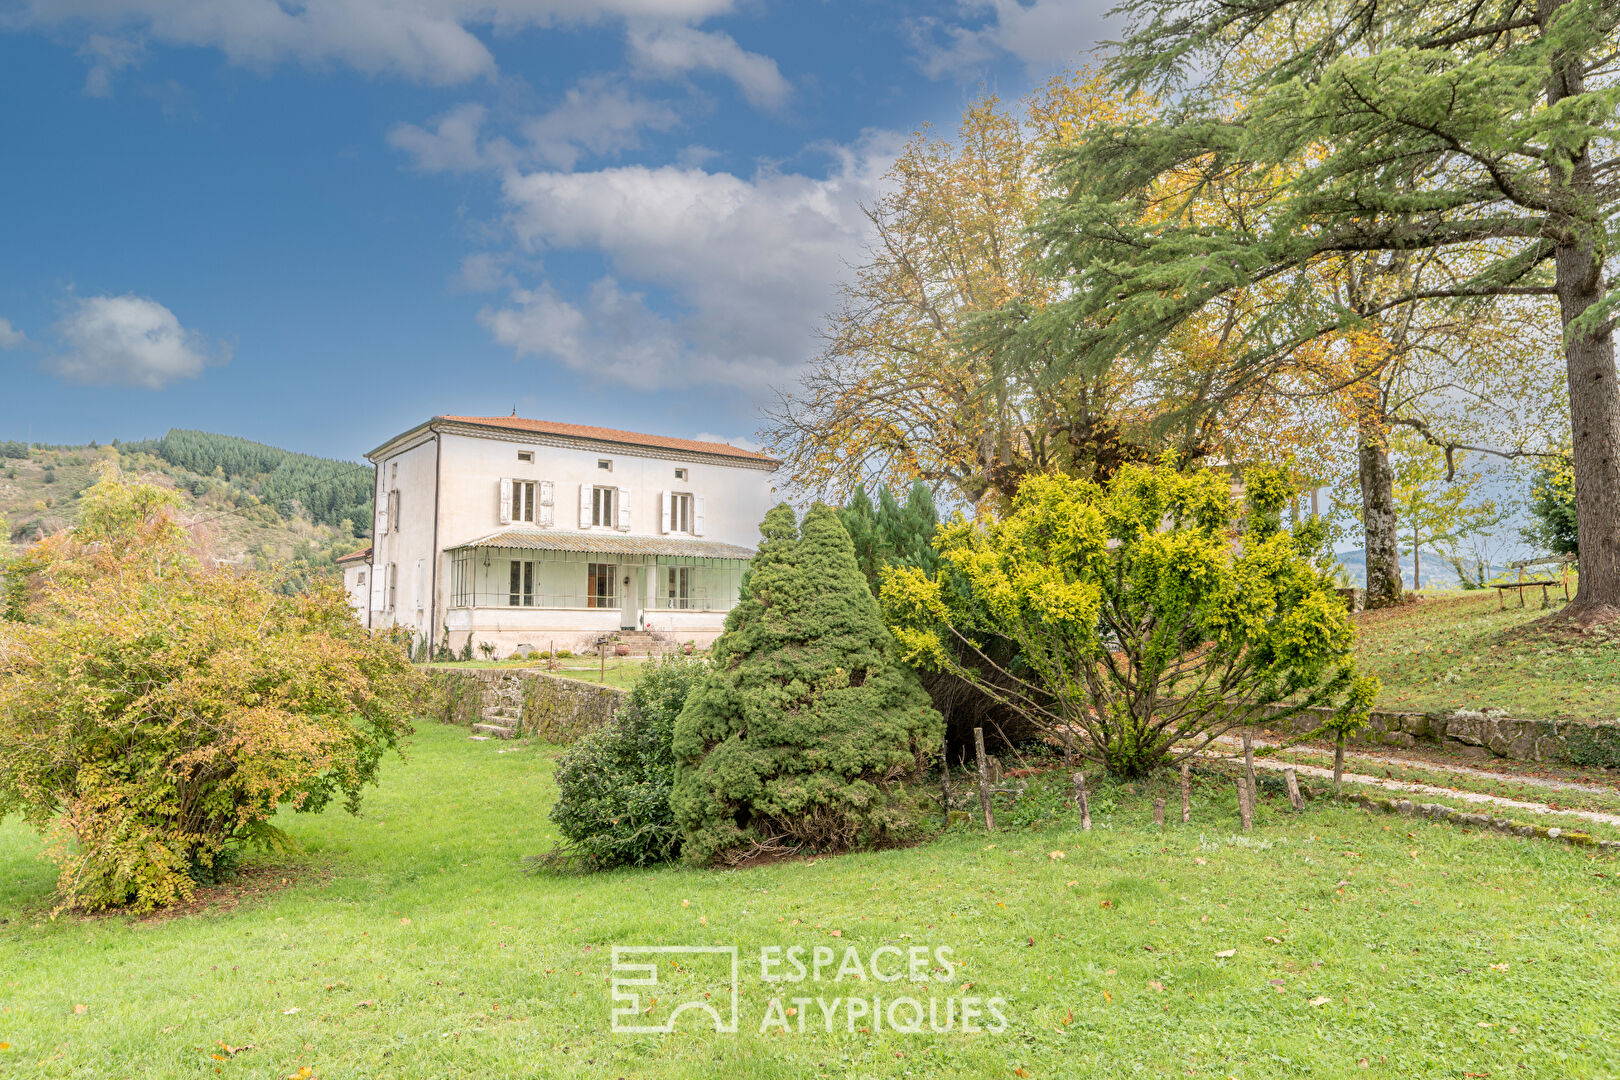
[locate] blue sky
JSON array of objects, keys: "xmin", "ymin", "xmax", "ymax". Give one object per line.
[{"xmin": 0, "ymin": 0, "xmax": 1114, "ymax": 460}]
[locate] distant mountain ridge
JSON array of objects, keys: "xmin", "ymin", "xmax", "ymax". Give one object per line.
[
  {"xmin": 1, "ymin": 432, "xmax": 368, "ymax": 588},
  {"xmin": 1330, "ymin": 548, "xmax": 1509, "ymax": 590}
]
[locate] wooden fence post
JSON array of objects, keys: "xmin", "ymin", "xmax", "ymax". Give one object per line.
[
  {"xmin": 1153, "ymin": 796, "xmax": 1166, "ymax": 828},
  {"xmin": 1073, "ymin": 771, "xmax": 1091, "ymax": 831},
  {"xmin": 973, "ymin": 727, "xmax": 994, "ymax": 832},
  {"xmin": 1285, "ymin": 768, "xmax": 1303, "ymax": 811},
  {"xmin": 1180, "ymin": 763, "xmax": 1192, "ymax": 824},
  {"xmin": 939, "ymin": 736, "xmax": 953, "ymax": 828},
  {"xmin": 1242, "ymin": 727, "xmax": 1257, "ymax": 802}
]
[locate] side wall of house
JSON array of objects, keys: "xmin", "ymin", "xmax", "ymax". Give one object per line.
[{"xmin": 368, "ymin": 435, "xmax": 440, "ymax": 643}]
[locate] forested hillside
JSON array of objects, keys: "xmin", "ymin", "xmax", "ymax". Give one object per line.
[
  {"xmin": 0, "ymin": 432, "xmax": 371, "ymax": 591},
  {"xmin": 125, "ymin": 429, "xmax": 374, "ymax": 530}
]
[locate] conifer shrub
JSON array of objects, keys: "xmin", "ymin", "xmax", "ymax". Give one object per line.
[
  {"xmin": 544, "ymin": 655, "xmax": 707, "ymax": 869},
  {"xmin": 670, "ymin": 504, "xmax": 943, "ymax": 865}
]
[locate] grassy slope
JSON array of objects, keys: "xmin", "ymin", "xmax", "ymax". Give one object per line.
[
  {"xmin": 3, "ymin": 724, "xmax": 1617, "ymax": 1079},
  {"xmin": 0, "ymin": 448, "xmax": 359, "ymax": 569},
  {"xmin": 1352, "ymin": 590, "xmax": 1620, "ymax": 719}
]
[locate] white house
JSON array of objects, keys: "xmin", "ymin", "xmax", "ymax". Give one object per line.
[
  {"xmin": 357, "ymin": 414, "xmax": 777, "ymax": 656},
  {"xmin": 336, "ymin": 545, "xmax": 371, "ymax": 615}
]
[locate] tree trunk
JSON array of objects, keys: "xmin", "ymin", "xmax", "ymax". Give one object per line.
[
  {"xmin": 1545, "ymin": 8, "xmax": 1620, "ymax": 623},
  {"xmin": 1359, "ymin": 418, "xmax": 1404, "ymax": 607},
  {"xmin": 1412, "ymin": 521, "xmax": 1420, "ymax": 591}
]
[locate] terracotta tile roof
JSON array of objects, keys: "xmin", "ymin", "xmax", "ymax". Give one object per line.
[
  {"xmin": 452, "ymin": 528, "xmax": 756, "ymax": 560},
  {"xmin": 437, "ymin": 415, "xmax": 775, "ymax": 462},
  {"xmin": 335, "ymin": 546, "xmax": 372, "ymax": 565}
]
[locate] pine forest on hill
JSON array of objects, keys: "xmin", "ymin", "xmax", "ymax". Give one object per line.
[{"xmin": 0, "ymin": 431, "xmax": 371, "ymax": 591}]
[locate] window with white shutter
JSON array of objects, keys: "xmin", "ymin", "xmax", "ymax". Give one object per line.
[
  {"xmin": 388, "ymin": 489, "xmax": 400, "ymax": 533},
  {"xmin": 538, "ymin": 480, "xmax": 555, "ymax": 526},
  {"xmin": 667, "ymin": 493, "xmax": 693, "ymax": 533},
  {"xmin": 415, "ymin": 559, "xmax": 426, "ymax": 613},
  {"xmin": 660, "ymin": 490, "xmax": 672, "ymax": 534},
  {"xmin": 579, "ymin": 483, "xmax": 593, "ymax": 528},
  {"xmin": 498, "ymin": 478, "xmax": 513, "ymax": 525},
  {"xmin": 616, "ymin": 487, "xmax": 632, "ymax": 531},
  {"xmin": 592, "ymin": 486, "xmax": 617, "ymax": 527},
  {"xmin": 508, "ymin": 481, "xmax": 536, "ymax": 523},
  {"xmin": 693, "ymin": 496, "xmax": 706, "ymax": 536},
  {"xmin": 370, "ymin": 561, "xmax": 387, "ymax": 610}
]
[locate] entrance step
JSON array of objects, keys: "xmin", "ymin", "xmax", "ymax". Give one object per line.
[{"xmin": 471, "ymin": 723, "xmax": 517, "ymax": 739}]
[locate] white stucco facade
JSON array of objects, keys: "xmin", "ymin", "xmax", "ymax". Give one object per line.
[
  {"xmin": 358, "ymin": 415, "xmax": 776, "ymax": 656},
  {"xmin": 337, "ymin": 547, "xmax": 371, "ymax": 615}
]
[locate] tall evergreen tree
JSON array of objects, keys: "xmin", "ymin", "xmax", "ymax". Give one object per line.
[
  {"xmin": 670, "ymin": 504, "xmax": 942, "ymax": 865},
  {"xmin": 837, "ymin": 479, "xmax": 942, "ymax": 593},
  {"xmin": 1020, "ymin": 0, "xmax": 1618, "ymax": 621}
]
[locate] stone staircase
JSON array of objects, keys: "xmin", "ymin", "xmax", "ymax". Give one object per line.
[
  {"xmin": 596, "ymin": 629, "xmax": 677, "ymax": 657},
  {"xmin": 470, "ymin": 672, "xmax": 524, "ymax": 740}
]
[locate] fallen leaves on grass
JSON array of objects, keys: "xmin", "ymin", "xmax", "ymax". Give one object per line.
[{"xmin": 1308, "ymin": 996, "xmax": 1331, "ymax": 1007}]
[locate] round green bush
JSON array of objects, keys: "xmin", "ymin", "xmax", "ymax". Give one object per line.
[{"xmin": 546, "ymin": 655, "xmax": 707, "ymax": 869}]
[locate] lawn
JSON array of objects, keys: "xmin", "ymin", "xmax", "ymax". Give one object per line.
[
  {"xmin": 1351, "ymin": 590, "xmax": 1620, "ymax": 719},
  {"xmin": 3, "ymin": 723, "xmax": 1618, "ymax": 1079},
  {"xmin": 426, "ymin": 656, "xmax": 656, "ymax": 690}
]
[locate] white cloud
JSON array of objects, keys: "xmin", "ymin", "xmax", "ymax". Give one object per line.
[
  {"xmin": 389, "ymin": 78, "xmax": 681, "ymax": 173},
  {"xmin": 17, "ymin": 0, "xmax": 739, "ymax": 89},
  {"xmin": 912, "ymin": 0, "xmax": 1110, "ymax": 79},
  {"xmin": 0, "ymin": 317, "xmax": 26, "ymax": 349},
  {"xmin": 520, "ymin": 77, "xmax": 682, "ymax": 169},
  {"xmin": 77, "ymin": 33, "xmax": 144, "ymax": 96},
  {"xmin": 627, "ymin": 23, "xmax": 790, "ymax": 109},
  {"xmin": 49, "ymin": 294, "xmax": 228, "ymax": 388},
  {"xmin": 388, "ymin": 102, "xmax": 501, "ymax": 173},
  {"xmin": 479, "ymin": 133, "xmax": 900, "ymax": 390},
  {"xmin": 480, "ymin": 277, "xmax": 690, "ymax": 385}
]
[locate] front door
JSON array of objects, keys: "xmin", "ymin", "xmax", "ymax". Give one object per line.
[{"xmin": 621, "ymin": 566, "xmax": 641, "ymax": 630}]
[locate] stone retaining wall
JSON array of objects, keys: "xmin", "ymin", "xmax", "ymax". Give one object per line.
[
  {"xmin": 423, "ymin": 667, "xmax": 628, "ymax": 744},
  {"xmin": 1260, "ymin": 701, "xmax": 1620, "ymax": 766}
]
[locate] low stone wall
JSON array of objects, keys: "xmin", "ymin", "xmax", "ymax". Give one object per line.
[
  {"xmin": 1260, "ymin": 701, "xmax": 1620, "ymax": 766},
  {"xmin": 423, "ymin": 666, "xmax": 628, "ymax": 745},
  {"xmin": 520, "ymin": 673, "xmax": 627, "ymax": 744}
]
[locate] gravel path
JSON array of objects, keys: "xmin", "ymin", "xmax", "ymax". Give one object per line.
[
  {"xmin": 1201, "ymin": 739, "xmax": 1620, "ymax": 830},
  {"xmin": 1212, "ymin": 734, "xmax": 1618, "ymax": 797}
]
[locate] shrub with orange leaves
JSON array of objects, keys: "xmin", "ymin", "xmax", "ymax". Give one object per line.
[{"xmin": 0, "ymin": 467, "xmax": 419, "ymax": 913}]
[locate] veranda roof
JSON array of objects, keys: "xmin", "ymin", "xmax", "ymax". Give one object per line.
[{"xmin": 450, "ymin": 528, "xmax": 756, "ymax": 561}]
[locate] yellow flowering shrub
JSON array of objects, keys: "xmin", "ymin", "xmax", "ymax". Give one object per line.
[
  {"xmin": 0, "ymin": 468, "xmax": 419, "ymax": 913},
  {"xmin": 882, "ymin": 462, "xmax": 1376, "ymax": 777}
]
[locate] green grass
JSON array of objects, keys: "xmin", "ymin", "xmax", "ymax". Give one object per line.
[
  {"xmin": 1352, "ymin": 590, "xmax": 1620, "ymax": 719},
  {"xmin": 430, "ymin": 654, "xmax": 664, "ymax": 689},
  {"xmin": 3, "ymin": 725, "xmax": 1618, "ymax": 1079},
  {"xmin": 429, "ymin": 657, "xmax": 655, "ymax": 689}
]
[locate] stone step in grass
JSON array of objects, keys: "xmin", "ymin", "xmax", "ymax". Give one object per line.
[{"xmin": 470, "ymin": 723, "xmax": 516, "ymax": 739}]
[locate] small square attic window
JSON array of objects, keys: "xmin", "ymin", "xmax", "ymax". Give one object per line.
[
  {"xmin": 674, "ymin": 468, "xmax": 687, "ymax": 480},
  {"xmin": 517, "ymin": 450, "xmax": 533, "ymax": 463},
  {"xmin": 598, "ymin": 459, "xmax": 613, "ymax": 471}
]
